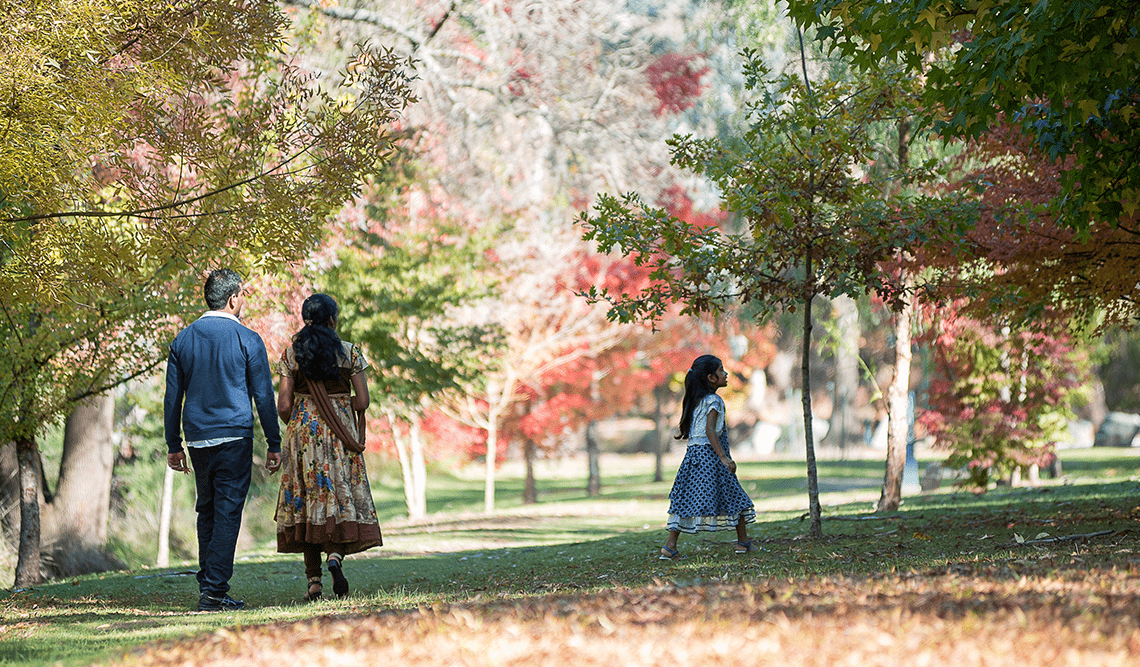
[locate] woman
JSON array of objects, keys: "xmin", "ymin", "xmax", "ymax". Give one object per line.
[{"xmin": 275, "ymin": 293, "xmax": 381, "ymax": 601}]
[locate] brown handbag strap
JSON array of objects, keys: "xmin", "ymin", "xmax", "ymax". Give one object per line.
[{"xmin": 304, "ymin": 377, "xmax": 366, "ymax": 453}]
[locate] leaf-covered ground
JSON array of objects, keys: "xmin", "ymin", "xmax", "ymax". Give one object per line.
[
  {"xmin": 119, "ymin": 566, "xmax": 1140, "ymax": 667},
  {"xmin": 113, "ymin": 516, "xmax": 1140, "ymax": 667},
  {"xmin": 7, "ymin": 456, "xmax": 1138, "ymax": 667}
]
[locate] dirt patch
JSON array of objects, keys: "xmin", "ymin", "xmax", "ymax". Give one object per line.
[{"xmin": 117, "ymin": 569, "xmax": 1140, "ymax": 666}]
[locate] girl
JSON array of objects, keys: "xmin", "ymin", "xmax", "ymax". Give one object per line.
[
  {"xmin": 275, "ymin": 294, "xmax": 382, "ymax": 601},
  {"xmin": 660, "ymin": 354, "xmax": 756, "ymax": 560}
]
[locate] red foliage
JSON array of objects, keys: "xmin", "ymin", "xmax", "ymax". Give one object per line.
[
  {"xmin": 916, "ymin": 301, "xmax": 1087, "ymax": 488},
  {"xmin": 644, "ymin": 53, "xmax": 709, "ymax": 117},
  {"xmin": 422, "ymin": 408, "xmax": 492, "ymax": 461},
  {"xmin": 927, "ymin": 117, "xmax": 1140, "ymax": 326},
  {"xmin": 656, "ymin": 184, "xmax": 727, "ymax": 230}
]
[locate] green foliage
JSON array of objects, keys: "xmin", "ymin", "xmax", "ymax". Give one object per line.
[
  {"xmin": 580, "ymin": 49, "xmax": 958, "ymax": 323},
  {"xmin": 789, "ymin": 0, "xmax": 1140, "ymax": 227},
  {"xmin": 2, "ymin": 0, "xmax": 414, "ymax": 304},
  {"xmin": 327, "ymin": 219, "xmax": 504, "ymax": 410},
  {"xmin": 0, "ymin": 268, "xmax": 197, "ymax": 443}
]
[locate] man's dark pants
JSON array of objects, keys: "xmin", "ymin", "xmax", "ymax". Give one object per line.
[{"xmin": 187, "ymin": 438, "xmax": 252, "ymax": 597}]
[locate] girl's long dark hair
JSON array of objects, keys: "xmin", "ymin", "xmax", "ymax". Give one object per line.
[
  {"xmin": 293, "ymin": 293, "xmax": 346, "ymax": 382},
  {"xmin": 676, "ymin": 354, "xmax": 722, "ymax": 440}
]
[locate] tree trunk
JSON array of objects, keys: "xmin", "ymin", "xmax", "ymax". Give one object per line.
[
  {"xmin": 585, "ymin": 420, "xmax": 601, "ymax": 497},
  {"xmin": 652, "ymin": 385, "xmax": 669, "ymax": 483},
  {"xmin": 877, "ymin": 282, "xmax": 914, "ymax": 512},
  {"xmin": 409, "ymin": 414, "xmax": 428, "ymax": 519},
  {"xmin": 484, "ymin": 415, "xmax": 498, "ymax": 514},
  {"xmin": 823, "ymin": 295, "xmax": 861, "ymax": 452},
  {"xmin": 386, "ymin": 407, "xmax": 421, "ymax": 520},
  {"xmin": 47, "ymin": 395, "xmax": 115, "ymax": 543},
  {"xmin": 523, "ymin": 438, "xmax": 537, "ymax": 504},
  {"xmin": 41, "ymin": 394, "xmax": 126, "ymax": 577},
  {"xmin": 14, "ymin": 435, "xmax": 42, "ymax": 587},
  {"xmin": 801, "ymin": 290, "xmax": 823, "ymax": 539},
  {"xmin": 157, "ymin": 465, "xmax": 175, "ymax": 567},
  {"xmin": 877, "ymin": 116, "xmax": 915, "ymax": 512}
]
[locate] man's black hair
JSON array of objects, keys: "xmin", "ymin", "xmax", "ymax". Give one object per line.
[{"xmin": 204, "ymin": 269, "xmax": 243, "ymax": 310}]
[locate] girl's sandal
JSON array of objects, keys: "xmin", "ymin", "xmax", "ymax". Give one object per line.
[
  {"xmin": 303, "ymin": 576, "xmax": 323, "ymax": 602},
  {"xmin": 734, "ymin": 539, "xmax": 754, "ymax": 554},
  {"xmin": 659, "ymin": 545, "xmax": 684, "ymax": 561},
  {"xmin": 328, "ymin": 554, "xmax": 349, "ymax": 598}
]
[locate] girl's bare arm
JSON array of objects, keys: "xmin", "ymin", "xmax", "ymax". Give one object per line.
[{"xmin": 706, "ymin": 407, "xmax": 736, "ymax": 473}]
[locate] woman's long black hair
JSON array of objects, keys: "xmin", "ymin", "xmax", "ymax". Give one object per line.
[
  {"xmin": 676, "ymin": 354, "xmax": 723, "ymax": 440},
  {"xmin": 293, "ymin": 293, "xmax": 346, "ymax": 382}
]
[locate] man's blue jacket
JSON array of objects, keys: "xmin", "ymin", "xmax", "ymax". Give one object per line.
[{"xmin": 164, "ymin": 313, "xmax": 282, "ymax": 454}]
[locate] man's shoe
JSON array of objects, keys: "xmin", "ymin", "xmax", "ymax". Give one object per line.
[{"xmin": 198, "ymin": 593, "xmax": 245, "ymax": 612}]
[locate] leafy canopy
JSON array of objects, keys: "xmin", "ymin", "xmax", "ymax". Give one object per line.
[
  {"xmin": 1, "ymin": 0, "xmax": 413, "ymax": 305},
  {"xmin": 788, "ymin": 0, "xmax": 1140, "ymax": 227},
  {"xmin": 580, "ymin": 50, "xmax": 955, "ymax": 324},
  {"xmin": 0, "ymin": 0, "xmax": 414, "ymax": 442}
]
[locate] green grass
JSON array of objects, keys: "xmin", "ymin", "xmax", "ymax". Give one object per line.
[{"xmin": 2, "ymin": 447, "xmax": 1139, "ymax": 666}]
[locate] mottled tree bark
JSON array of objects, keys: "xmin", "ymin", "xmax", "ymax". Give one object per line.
[
  {"xmin": 585, "ymin": 421, "xmax": 601, "ymax": 497},
  {"xmin": 877, "ymin": 284, "xmax": 914, "ymax": 513},
  {"xmin": 14, "ymin": 435, "xmax": 42, "ymax": 587}
]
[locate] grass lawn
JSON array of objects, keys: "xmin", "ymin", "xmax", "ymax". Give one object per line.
[{"xmin": 2, "ymin": 447, "xmax": 1139, "ymax": 666}]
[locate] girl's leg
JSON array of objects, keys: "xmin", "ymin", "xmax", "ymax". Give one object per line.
[
  {"xmin": 734, "ymin": 513, "xmax": 753, "ymax": 553},
  {"xmin": 660, "ymin": 530, "xmax": 683, "ymax": 559}
]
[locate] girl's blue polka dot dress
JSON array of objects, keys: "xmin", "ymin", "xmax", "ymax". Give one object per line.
[{"xmin": 666, "ymin": 394, "xmax": 756, "ymax": 533}]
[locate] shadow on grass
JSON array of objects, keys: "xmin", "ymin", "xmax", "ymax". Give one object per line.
[{"xmin": 3, "ymin": 477, "xmax": 1140, "ymax": 667}]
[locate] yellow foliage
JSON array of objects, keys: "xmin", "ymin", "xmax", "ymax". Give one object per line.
[
  {"xmin": 1, "ymin": 1, "xmax": 412, "ymax": 306},
  {"xmin": 1077, "ymin": 99, "xmax": 1100, "ymax": 119}
]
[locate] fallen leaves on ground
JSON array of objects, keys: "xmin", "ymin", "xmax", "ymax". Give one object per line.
[{"xmin": 115, "ymin": 566, "xmax": 1140, "ymax": 667}]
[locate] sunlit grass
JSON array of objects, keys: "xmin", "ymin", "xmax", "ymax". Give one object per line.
[{"xmin": 2, "ymin": 447, "xmax": 1139, "ymax": 666}]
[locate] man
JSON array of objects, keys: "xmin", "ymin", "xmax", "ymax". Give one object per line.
[{"xmin": 164, "ymin": 269, "xmax": 282, "ymax": 612}]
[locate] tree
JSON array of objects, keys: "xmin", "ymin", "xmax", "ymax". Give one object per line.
[
  {"xmin": 283, "ymin": 0, "xmax": 742, "ymax": 513},
  {"xmin": 439, "ymin": 226, "xmax": 634, "ymax": 513},
  {"xmin": 328, "ymin": 207, "xmax": 502, "ymax": 521},
  {"xmin": 789, "ymin": 0, "xmax": 1140, "ymax": 229},
  {"xmin": 581, "ymin": 49, "xmax": 955, "ymax": 537},
  {"xmin": 1, "ymin": 0, "xmax": 413, "ymax": 586},
  {"xmin": 918, "ymin": 306, "xmax": 1087, "ymax": 490}
]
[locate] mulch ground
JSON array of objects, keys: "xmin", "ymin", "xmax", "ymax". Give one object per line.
[{"xmin": 115, "ymin": 565, "xmax": 1140, "ymax": 667}]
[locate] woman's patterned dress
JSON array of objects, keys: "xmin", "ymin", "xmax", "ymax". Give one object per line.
[{"xmin": 274, "ymin": 342, "xmax": 381, "ymax": 554}]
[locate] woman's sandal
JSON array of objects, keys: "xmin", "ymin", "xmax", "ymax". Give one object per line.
[
  {"xmin": 303, "ymin": 576, "xmax": 323, "ymax": 602},
  {"xmin": 328, "ymin": 554, "xmax": 349, "ymax": 598},
  {"xmin": 659, "ymin": 545, "xmax": 684, "ymax": 561},
  {"xmin": 734, "ymin": 539, "xmax": 754, "ymax": 554}
]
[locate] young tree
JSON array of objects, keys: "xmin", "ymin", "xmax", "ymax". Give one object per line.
[
  {"xmin": 919, "ymin": 306, "xmax": 1087, "ymax": 490},
  {"xmin": 327, "ymin": 207, "xmax": 502, "ymax": 520},
  {"xmin": 438, "ymin": 224, "xmax": 635, "ymax": 513},
  {"xmin": 581, "ymin": 49, "xmax": 956, "ymax": 537}
]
